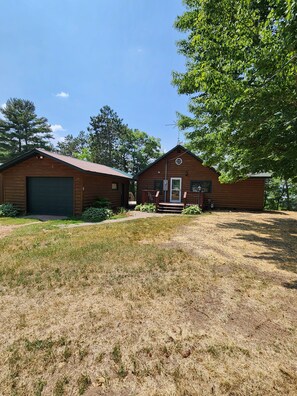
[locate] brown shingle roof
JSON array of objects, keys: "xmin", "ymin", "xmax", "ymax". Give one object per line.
[{"xmin": 0, "ymin": 148, "xmax": 132, "ymax": 179}]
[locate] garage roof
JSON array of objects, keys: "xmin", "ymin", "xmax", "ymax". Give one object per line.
[{"xmin": 0, "ymin": 148, "xmax": 132, "ymax": 179}]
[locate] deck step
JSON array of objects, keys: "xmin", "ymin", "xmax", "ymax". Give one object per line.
[
  {"xmin": 157, "ymin": 202, "xmax": 184, "ymax": 214},
  {"xmin": 158, "ymin": 203, "xmax": 184, "ymax": 207}
]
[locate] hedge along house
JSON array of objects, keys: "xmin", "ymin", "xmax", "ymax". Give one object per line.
[
  {"xmin": 0, "ymin": 148, "xmax": 131, "ymax": 216},
  {"xmin": 136, "ymin": 145, "xmax": 270, "ymax": 212}
]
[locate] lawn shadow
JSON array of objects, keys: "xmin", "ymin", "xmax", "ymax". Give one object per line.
[
  {"xmin": 217, "ymin": 214, "xmax": 297, "ymax": 275},
  {"xmin": 283, "ymin": 280, "xmax": 297, "ymax": 289}
]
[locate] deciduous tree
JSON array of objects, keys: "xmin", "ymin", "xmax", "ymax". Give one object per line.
[{"xmin": 173, "ymin": 0, "xmax": 297, "ymax": 182}]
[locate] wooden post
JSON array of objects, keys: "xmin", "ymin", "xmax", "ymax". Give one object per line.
[
  {"xmin": 142, "ymin": 190, "xmax": 146, "ymax": 204},
  {"xmin": 155, "ymin": 190, "xmax": 160, "ymax": 211},
  {"xmin": 183, "ymin": 191, "xmax": 187, "ymax": 207}
]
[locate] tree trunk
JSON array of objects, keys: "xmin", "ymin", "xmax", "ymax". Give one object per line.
[{"xmin": 285, "ymin": 180, "xmax": 291, "ymax": 210}]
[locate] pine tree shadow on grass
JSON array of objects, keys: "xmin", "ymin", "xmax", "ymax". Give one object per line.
[{"xmin": 216, "ymin": 214, "xmax": 297, "ymax": 275}]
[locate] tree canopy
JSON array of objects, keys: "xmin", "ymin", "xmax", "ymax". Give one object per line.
[
  {"xmin": 0, "ymin": 98, "xmax": 53, "ymax": 161},
  {"xmin": 173, "ymin": 0, "xmax": 297, "ymax": 182},
  {"xmin": 57, "ymin": 131, "xmax": 89, "ymax": 158},
  {"xmin": 87, "ymin": 105, "xmax": 161, "ymax": 174}
]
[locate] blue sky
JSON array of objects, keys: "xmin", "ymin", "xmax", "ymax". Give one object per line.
[{"xmin": 0, "ymin": 0, "xmax": 189, "ymax": 151}]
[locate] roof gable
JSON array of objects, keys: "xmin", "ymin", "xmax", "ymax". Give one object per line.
[
  {"xmin": 135, "ymin": 144, "xmax": 218, "ymax": 178},
  {"xmin": 135, "ymin": 144, "xmax": 271, "ymax": 179},
  {"xmin": 0, "ymin": 148, "xmax": 132, "ymax": 179}
]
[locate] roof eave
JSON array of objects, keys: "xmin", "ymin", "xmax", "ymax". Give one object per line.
[{"xmin": 0, "ymin": 149, "xmax": 131, "ymax": 179}]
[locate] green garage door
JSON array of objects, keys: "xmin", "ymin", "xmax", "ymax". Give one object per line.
[{"xmin": 27, "ymin": 177, "xmax": 74, "ymax": 216}]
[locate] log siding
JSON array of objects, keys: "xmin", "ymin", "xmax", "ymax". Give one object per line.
[
  {"xmin": 137, "ymin": 147, "xmax": 266, "ymax": 210},
  {"xmin": 0, "ymin": 155, "xmax": 130, "ymax": 215}
]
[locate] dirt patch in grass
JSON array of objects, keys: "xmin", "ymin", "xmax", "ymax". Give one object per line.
[{"xmin": 0, "ymin": 212, "xmax": 297, "ymax": 395}]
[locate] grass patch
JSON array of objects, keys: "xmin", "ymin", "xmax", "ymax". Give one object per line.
[
  {"xmin": 1, "ymin": 212, "xmax": 297, "ymax": 395},
  {"xmin": 0, "ymin": 217, "xmax": 41, "ymax": 225},
  {"xmin": 0, "ymin": 217, "xmax": 191, "ymax": 290}
]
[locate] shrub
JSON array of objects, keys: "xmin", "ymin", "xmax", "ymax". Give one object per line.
[
  {"xmin": 92, "ymin": 198, "xmax": 111, "ymax": 208},
  {"xmin": 82, "ymin": 207, "xmax": 113, "ymax": 222},
  {"xmin": 0, "ymin": 203, "xmax": 19, "ymax": 217},
  {"xmin": 182, "ymin": 205, "xmax": 202, "ymax": 215},
  {"xmin": 116, "ymin": 207, "xmax": 128, "ymax": 215},
  {"xmin": 135, "ymin": 203, "xmax": 156, "ymax": 213}
]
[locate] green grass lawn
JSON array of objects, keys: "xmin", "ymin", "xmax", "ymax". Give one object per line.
[
  {"xmin": 0, "ymin": 217, "xmax": 41, "ymax": 226},
  {"xmin": 0, "ymin": 212, "xmax": 296, "ymax": 396}
]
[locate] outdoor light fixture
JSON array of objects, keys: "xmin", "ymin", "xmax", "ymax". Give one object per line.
[{"xmin": 36, "ymin": 155, "xmax": 44, "ymax": 160}]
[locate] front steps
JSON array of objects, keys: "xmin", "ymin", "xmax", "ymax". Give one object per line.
[{"xmin": 157, "ymin": 202, "xmax": 184, "ymax": 214}]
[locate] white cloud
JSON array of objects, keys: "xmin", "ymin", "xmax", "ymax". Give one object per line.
[
  {"xmin": 51, "ymin": 124, "xmax": 65, "ymax": 133},
  {"xmin": 56, "ymin": 91, "xmax": 69, "ymax": 98},
  {"xmin": 50, "ymin": 124, "xmax": 66, "ymax": 145}
]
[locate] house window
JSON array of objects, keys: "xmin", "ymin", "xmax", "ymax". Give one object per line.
[
  {"xmin": 154, "ymin": 180, "xmax": 163, "ymax": 191},
  {"xmin": 112, "ymin": 182, "xmax": 118, "ymax": 190},
  {"xmin": 190, "ymin": 180, "xmax": 212, "ymax": 193}
]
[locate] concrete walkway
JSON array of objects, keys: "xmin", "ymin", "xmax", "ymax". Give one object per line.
[{"xmin": 59, "ymin": 210, "xmax": 176, "ymax": 229}]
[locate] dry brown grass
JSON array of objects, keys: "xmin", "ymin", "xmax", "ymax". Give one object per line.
[{"xmin": 0, "ymin": 212, "xmax": 296, "ymax": 395}]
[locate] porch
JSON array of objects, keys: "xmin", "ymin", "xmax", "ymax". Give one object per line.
[{"xmin": 141, "ymin": 190, "xmax": 205, "ymax": 213}]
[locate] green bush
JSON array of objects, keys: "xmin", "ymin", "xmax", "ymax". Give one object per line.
[
  {"xmin": 82, "ymin": 207, "xmax": 113, "ymax": 222},
  {"xmin": 182, "ymin": 205, "xmax": 202, "ymax": 215},
  {"xmin": 116, "ymin": 207, "xmax": 128, "ymax": 215},
  {"xmin": 135, "ymin": 203, "xmax": 156, "ymax": 213},
  {"xmin": 0, "ymin": 203, "xmax": 19, "ymax": 217},
  {"xmin": 92, "ymin": 198, "xmax": 111, "ymax": 208}
]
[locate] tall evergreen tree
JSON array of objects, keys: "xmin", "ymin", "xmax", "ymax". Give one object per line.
[
  {"xmin": 87, "ymin": 105, "xmax": 161, "ymax": 173},
  {"xmin": 173, "ymin": 0, "xmax": 297, "ymax": 182},
  {"xmin": 57, "ymin": 131, "xmax": 89, "ymax": 157},
  {"xmin": 0, "ymin": 98, "xmax": 53, "ymax": 161},
  {"xmin": 88, "ymin": 105, "xmax": 126, "ymax": 167}
]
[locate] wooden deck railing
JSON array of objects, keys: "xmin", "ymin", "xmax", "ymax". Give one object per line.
[
  {"xmin": 183, "ymin": 191, "xmax": 204, "ymax": 208},
  {"xmin": 141, "ymin": 190, "xmax": 204, "ymax": 209},
  {"xmin": 141, "ymin": 190, "xmax": 160, "ymax": 206},
  {"xmin": 183, "ymin": 191, "xmax": 187, "ymax": 207}
]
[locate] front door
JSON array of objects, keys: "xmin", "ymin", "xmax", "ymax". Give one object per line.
[{"xmin": 170, "ymin": 177, "xmax": 182, "ymax": 203}]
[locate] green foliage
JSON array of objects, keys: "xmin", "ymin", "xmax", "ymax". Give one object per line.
[
  {"xmin": 118, "ymin": 128, "xmax": 162, "ymax": 175},
  {"xmin": 81, "ymin": 207, "xmax": 113, "ymax": 222},
  {"xmin": 0, "ymin": 98, "xmax": 53, "ymax": 162},
  {"xmin": 265, "ymin": 178, "xmax": 297, "ymax": 211},
  {"xmin": 87, "ymin": 105, "xmax": 161, "ymax": 174},
  {"xmin": 135, "ymin": 203, "xmax": 156, "ymax": 213},
  {"xmin": 173, "ymin": 0, "xmax": 297, "ymax": 182},
  {"xmin": 0, "ymin": 203, "xmax": 19, "ymax": 217},
  {"xmin": 57, "ymin": 131, "xmax": 90, "ymax": 159},
  {"xmin": 116, "ymin": 207, "xmax": 128, "ymax": 215},
  {"xmin": 92, "ymin": 197, "xmax": 111, "ymax": 208},
  {"xmin": 182, "ymin": 205, "xmax": 202, "ymax": 215}
]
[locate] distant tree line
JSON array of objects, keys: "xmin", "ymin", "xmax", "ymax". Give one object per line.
[
  {"xmin": 57, "ymin": 105, "xmax": 162, "ymax": 175},
  {"xmin": 265, "ymin": 178, "xmax": 297, "ymax": 211},
  {"xmin": 0, "ymin": 99, "xmax": 161, "ymax": 175}
]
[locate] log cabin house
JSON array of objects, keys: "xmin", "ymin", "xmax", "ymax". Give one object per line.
[
  {"xmin": 136, "ymin": 145, "xmax": 270, "ymax": 213},
  {"xmin": 0, "ymin": 148, "xmax": 131, "ymax": 216}
]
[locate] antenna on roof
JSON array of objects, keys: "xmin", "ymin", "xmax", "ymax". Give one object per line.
[{"xmin": 165, "ymin": 121, "xmax": 182, "ymax": 145}]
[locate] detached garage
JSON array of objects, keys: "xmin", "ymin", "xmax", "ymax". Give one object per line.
[{"xmin": 0, "ymin": 149, "xmax": 131, "ymax": 216}]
